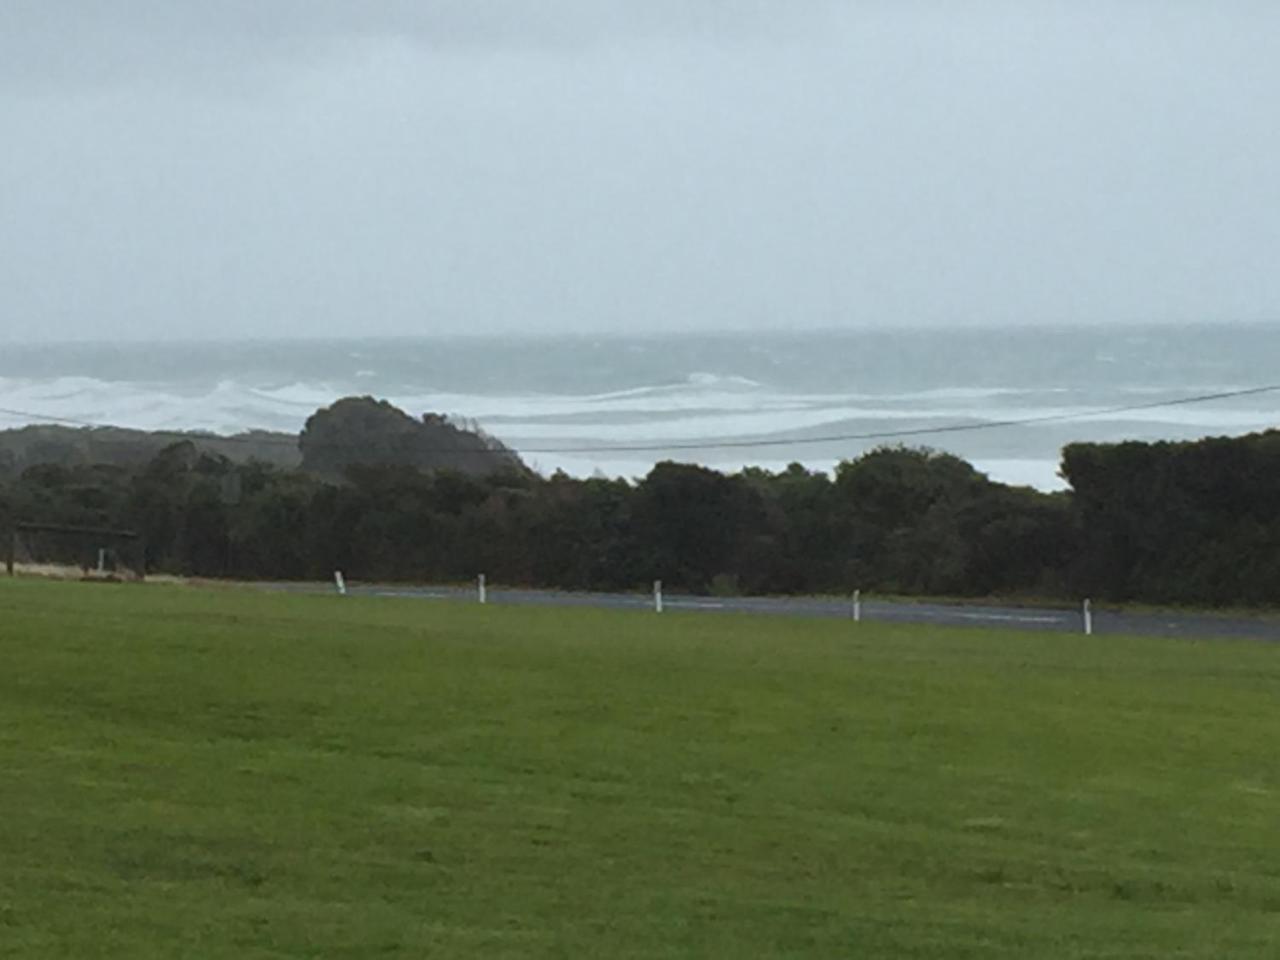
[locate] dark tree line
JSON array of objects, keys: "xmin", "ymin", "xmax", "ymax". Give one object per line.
[
  {"xmin": 1062, "ymin": 432, "xmax": 1280, "ymax": 605},
  {"xmin": 2, "ymin": 398, "xmax": 1278, "ymax": 607},
  {"xmin": 0, "ymin": 396, "xmax": 522, "ymax": 478},
  {"xmin": 0, "ymin": 442, "xmax": 1072, "ymax": 597}
]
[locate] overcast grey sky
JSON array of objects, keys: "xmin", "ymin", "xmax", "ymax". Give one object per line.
[{"xmin": 1, "ymin": 1, "xmax": 1277, "ymax": 341}]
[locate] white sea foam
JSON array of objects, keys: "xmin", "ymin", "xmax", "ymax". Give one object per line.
[
  {"xmin": 970, "ymin": 459, "xmax": 1068, "ymax": 491},
  {"xmin": 527, "ymin": 453, "xmax": 1068, "ymax": 492},
  {"xmin": 9, "ymin": 374, "xmax": 1272, "ymax": 443},
  {"xmin": 1, "ymin": 358, "xmax": 1276, "ymax": 493}
]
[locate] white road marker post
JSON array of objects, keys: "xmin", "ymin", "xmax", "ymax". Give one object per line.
[
  {"xmin": 1083, "ymin": 598, "xmax": 1093, "ymax": 636},
  {"xmin": 654, "ymin": 579, "xmax": 664, "ymax": 614},
  {"xmin": 97, "ymin": 548, "xmax": 107, "ymax": 575},
  {"xmin": 333, "ymin": 570, "xmax": 347, "ymax": 596},
  {"xmin": 478, "ymin": 573, "xmax": 487, "ymax": 605},
  {"xmin": 852, "ymin": 589, "xmax": 861, "ymax": 623}
]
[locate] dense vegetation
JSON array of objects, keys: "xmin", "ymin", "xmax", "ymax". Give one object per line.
[
  {"xmin": 2, "ymin": 397, "xmax": 1278, "ymax": 606},
  {"xmin": 5, "ymin": 578, "xmax": 1280, "ymax": 957},
  {"xmin": 0, "ymin": 396, "xmax": 520, "ymax": 477}
]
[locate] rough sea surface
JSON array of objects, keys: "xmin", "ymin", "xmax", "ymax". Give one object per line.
[{"xmin": 2, "ymin": 323, "xmax": 1277, "ymax": 490}]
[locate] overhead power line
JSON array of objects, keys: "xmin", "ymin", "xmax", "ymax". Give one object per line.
[
  {"xmin": 0, "ymin": 383, "xmax": 1277, "ymax": 457},
  {"xmin": 550, "ymin": 383, "xmax": 1280, "ymax": 454}
]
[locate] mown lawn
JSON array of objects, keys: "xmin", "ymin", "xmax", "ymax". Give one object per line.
[{"xmin": 2, "ymin": 577, "xmax": 1279, "ymax": 958}]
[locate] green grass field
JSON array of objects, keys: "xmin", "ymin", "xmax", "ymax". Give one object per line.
[{"xmin": 3, "ymin": 578, "xmax": 1280, "ymax": 958}]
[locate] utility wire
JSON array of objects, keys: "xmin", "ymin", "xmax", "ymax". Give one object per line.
[
  {"xmin": 0, "ymin": 383, "xmax": 1277, "ymax": 457},
  {"xmin": 553, "ymin": 383, "xmax": 1280, "ymax": 454}
]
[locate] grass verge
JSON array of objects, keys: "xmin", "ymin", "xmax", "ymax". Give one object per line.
[{"xmin": 2, "ymin": 577, "xmax": 1279, "ymax": 957}]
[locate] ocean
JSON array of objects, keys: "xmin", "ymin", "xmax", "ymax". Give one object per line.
[{"xmin": 1, "ymin": 323, "xmax": 1277, "ymax": 490}]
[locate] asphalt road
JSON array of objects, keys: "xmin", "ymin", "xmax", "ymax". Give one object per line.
[{"xmin": 258, "ymin": 580, "xmax": 1280, "ymax": 643}]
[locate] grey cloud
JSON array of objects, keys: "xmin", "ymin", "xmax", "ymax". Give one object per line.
[
  {"xmin": 0, "ymin": 1, "xmax": 838, "ymax": 90},
  {"xmin": 0, "ymin": 2, "xmax": 1277, "ymax": 341}
]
